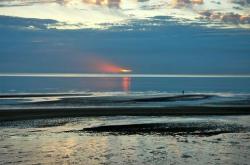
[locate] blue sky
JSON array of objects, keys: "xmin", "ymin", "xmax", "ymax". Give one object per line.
[{"xmin": 0, "ymin": 0, "xmax": 250, "ymax": 74}]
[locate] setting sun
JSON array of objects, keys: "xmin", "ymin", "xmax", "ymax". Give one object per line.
[{"xmin": 120, "ymin": 69, "xmax": 132, "ymax": 73}]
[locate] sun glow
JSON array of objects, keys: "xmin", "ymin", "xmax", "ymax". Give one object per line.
[
  {"xmin": 96, "ymin": 63, "xmax": 132, "ymax": 73},
  {"xmin": 86, "ymin": 56, "xmax": 132, "ymax": 73}
]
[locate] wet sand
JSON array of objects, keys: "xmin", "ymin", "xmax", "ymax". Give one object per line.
[
  {"xmin": 0, "ymin": 106, "xmax": 250, "ymax": 121},
  {"xmin": 1, "ymin": 115, "xmax": 249, "ymax": 164}
]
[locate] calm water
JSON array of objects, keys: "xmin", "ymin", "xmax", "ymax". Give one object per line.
[
  {"xmin": 1, "ymin": 76, "xmax": 250, "ymax": 108},
  {"xmin": 1, "ymin": 76, "xmax": 250, "ymax": 93}
]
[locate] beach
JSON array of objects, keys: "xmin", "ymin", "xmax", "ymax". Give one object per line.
[
  {"xmin": 1, "ymin": 115, "xmax": 250, "ymax": 164},
  {"xmin": 1, "ymin": 78, "xmax": 250, "ymax": 164}
]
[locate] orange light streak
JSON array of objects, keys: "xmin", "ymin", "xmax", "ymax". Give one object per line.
[{"xmin": 87, "ymin": 56, "xmax": 132, "ymax": 73}]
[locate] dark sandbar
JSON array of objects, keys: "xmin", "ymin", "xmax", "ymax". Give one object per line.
[
  {"xmin": 0, "ymin": 106, "xmax": 250, "ymax": 121},
  {"xmin": 79, "ymin": 122, "xmax": 246, "ymax": 136}
]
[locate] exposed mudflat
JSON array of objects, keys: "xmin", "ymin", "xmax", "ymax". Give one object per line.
[{"xmin": 0, "ymin": 116, "xmax": 249, "ymax": 165}]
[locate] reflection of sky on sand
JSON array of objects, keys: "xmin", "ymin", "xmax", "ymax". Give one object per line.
[
  {"xmin": 0, "ymin": 116, "xmax": 250, "ymax": 164},
  {"xmin": 0, "ymin": 0, "xmax": 249, "ymax": 29}
]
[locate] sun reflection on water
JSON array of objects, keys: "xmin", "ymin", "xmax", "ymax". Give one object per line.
[{"xmin": 122, "ymin": 77, "xmax": 131, "ymax": 92}]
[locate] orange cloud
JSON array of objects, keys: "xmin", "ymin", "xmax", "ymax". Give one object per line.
[
  {"xmin": 199, "ymin": 11, "xmax": 250, "ymax": 24},
  {"xmin": 192, "ymin": 0, "xmax": 203, "ymax": 4}
]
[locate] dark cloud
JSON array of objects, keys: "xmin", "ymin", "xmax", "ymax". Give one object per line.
[
  {"xmin": 137, "ymin": 0, "xmax": 150, "ymax": 2},
  {"xmin": 0, "ymin": 15, "xmax": 57, "ymax": 30},
  {"xmin": 231, "ymin": 0, "xmax": 250, "ymax": 6},
  {"xmin": 210, "ymin": 1, "xmax": 221, "ymax": 5},
  {"xmin": 1, "ymin": 15, "xmax": 250, "ymax": 74}
]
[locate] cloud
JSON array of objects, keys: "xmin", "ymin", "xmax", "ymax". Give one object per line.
[
  {"xmin": 0, "ymin": 0, "xmax": 121, "ymax": 8},
  {"xmin": 0, "ymin": 0, "xmax": 250, "ymax": 30},
  {"xmin": 210, "ymin": 1, "xmax": 221, "ymax": 5},
  {"xmin": 171, "ymin": 0, "xmax": 203, "ymax": 8},
  {"xmin": 0, "ymin": 0, "xmax": 57, "ymax": 7},
  {"xmin": 199, "ymin": 11, "xmax": 250, "ymax": 25},
  {"xmin": 231, "ymin": 0, "xmax": 250, "ymax": 6},
  {"xmin": 82, "ymin": 0, "xmax": 121, "ymax": 8}
]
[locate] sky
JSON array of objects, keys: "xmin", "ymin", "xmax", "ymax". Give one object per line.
[{"xmin": 0, "ymin": 0, "xmax": 250, "ymax": 74}]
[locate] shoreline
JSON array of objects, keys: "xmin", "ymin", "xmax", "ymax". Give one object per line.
[{"xmin": 0, "ymin": 106, "xmax": 250, "ymax": 121}]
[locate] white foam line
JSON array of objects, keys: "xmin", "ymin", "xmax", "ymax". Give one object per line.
[{"xmin": 1, "ymin": 73, "xmax": 250, "ymax": 78}]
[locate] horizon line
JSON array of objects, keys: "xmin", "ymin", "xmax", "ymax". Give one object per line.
[{"xmin": 1, "ymin": 73, "xmax": 250, "ymax": 78}]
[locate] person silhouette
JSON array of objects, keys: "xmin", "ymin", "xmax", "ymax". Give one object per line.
[{"xmin": 182, "ymin": 90, "xmax": 185, "ymax": 95}]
